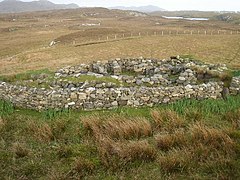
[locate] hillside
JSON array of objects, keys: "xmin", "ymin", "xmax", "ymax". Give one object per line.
[
  {"xmin": 110, "ymin": 5, "xmax": 165, "ymax": 13},
  {"xmin": 0, "ymin": 0, "xmax": 79, "ymax": 13}
]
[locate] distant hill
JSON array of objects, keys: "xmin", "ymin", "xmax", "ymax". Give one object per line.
[
  {"xmin": 109, "ymin": 5, "xmax": 165, "ymax": 13},
  {"xmin": 0, "ymin": 0, "xmax": 79, "ymax": 13}
]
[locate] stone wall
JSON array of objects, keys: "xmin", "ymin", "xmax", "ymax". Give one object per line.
[
  {"xmin": 0, "ymin": 57, "xmax": 240, "ymax": 111},
  {"xmin": 0, "ymin": 81, "xmax": 225, "ymax": 110}
]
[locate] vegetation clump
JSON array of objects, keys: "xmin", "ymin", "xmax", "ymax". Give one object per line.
[{"xmin": 0, "ymin": 96, "xmax": 240, "ymax": 179}]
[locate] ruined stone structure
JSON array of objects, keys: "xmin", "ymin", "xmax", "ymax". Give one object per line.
[{"xmin": 0, "ymin": 57, "xmax": 240, "ymax": 111}]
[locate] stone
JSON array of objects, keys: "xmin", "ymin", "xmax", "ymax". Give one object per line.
[
  {"xmin": 68, "ymin": 102, "xmax": 75, "ymax": 106},
  {"xmin": 141, "ymin": 96, "xmax": 150, "ymax": 102},
  {"xmin": 70, "ymin": 93, "xmax": 78, "ymax": 100},
  {"xmin": 96, "ymin": 89, "xmax": 105, "ymax": 94},
  {"xmin": 111, "ymin": 101, "xmax": 118, "ymax": 106},
  {"xmin": 142, "ymin": 78, "xmax": 150, "ymax": 83},
  {"xmin": 185, "ymin": 84, "xmax": 193, "ymax": 91},
  {"xmin": 90, "ymin": 94, "xmax": 96, "ymax": 98},
  {"xmin": 133, "ymin": 100, "xmax": 140, "ymax": 106},
  {"xmin": 179, "ymin": 77, "xmax": 186, "ymax": 81},
  {"xmin": 83, "ymin": 102, "xmax": 94, "ymax": 109},
  {"xmin": 152, "ymin": 98, "xmax": 159, "ymax": 103},
  {"xmin": 118, "ymin": 100, "xmax": 128, "ymax": 106},
  {"xmin": 1, "ymin": 57, "xmax": 238, "ymax": 112},
  {"xmin": 78, "ymin": 93, "xmax": 87, "ymax": 100},
  {"xmin": 163, "ymin": 97, "xmax": 170, "ymax": 103}
]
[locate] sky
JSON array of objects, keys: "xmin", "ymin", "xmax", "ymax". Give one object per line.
[{"xmin": 2, "ymin": 0, "xmax": 240, "ymax": 11}]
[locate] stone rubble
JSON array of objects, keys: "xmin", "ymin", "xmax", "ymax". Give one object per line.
[{"xmin": 0, "ymin": 57, "xmax": 240, "ymax": 111}]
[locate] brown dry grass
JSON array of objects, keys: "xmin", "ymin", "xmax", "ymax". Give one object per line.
[
  {"xmin": 223, "ymin": 109, "xmax": 240, "ymax": 129},
  {"xmin": 97, "ymin": 137, "xmax": 157, "ymax": 167},
  {"xmin": 12, "ymin": 142, "xmax": 30, "ymax": 158},
  {"xmin": 155, "ymin": 131, "xmax": 188, "ymax": 151},
  {"xmin": 0, "ymin": 117, "xmax": 4, "ymax": 130},
  {"xmin": 2, "ymin": 35, "xmax": 240, "ymax": 75},
  {"xmin": 189, "ymin": 122, "xmax": 234, "ymax": 151},
  {"xmin": 81, "ymin": 115, "xmax": 156, "ymax": 167},
  {"xmin": 27, "ymin": 121, "xmax": 54, "ymax": 142},
  {"xmin": 151, "ymin": 109, "xmax": 185, "ymax": 132},
  {"xmin": 71, "ymin": 157, "xmax": 95, "ymax": 177},
  {"xmin": 1, "ymin": 8, "xmax": 240, "ymax": 75},
  {"xmin": 82, "ymin": 115, "xmax": 152, "ymax": 140},
  {"xmin": 157, "ymin": 127, "xmax": 235, "ymax": 174},
  {"xmin": 81, "ymin": 110, "xmax": 235, "ymax": 170},
  {"xmin": 158, "ymin": 148, "xmax": 193, "ymax": 173},
  {"xmin": 113, "ymin": 140, "xmax": 157, "ymax": 162}
]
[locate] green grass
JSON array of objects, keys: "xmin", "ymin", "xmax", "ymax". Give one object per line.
[
  {"xmin": 0, "ymin": 69, "xmax": 55, "ymax": 89},
  {"xmin": 233, "ymin": 70, "xmax": 240, "ymax": 77},
  {"xmin": 42, "ymin": 108, "xmax": 71, "ymax": 120},
  {"xmin": 62, "ymin": 75, "xmax": 121, "ymax": 85},
  {"xmin": 121, "ymin": 70, "xmax": 140, "ymax": 77},
  {"xmin": 0, "ymin": 69, "xmax": 54, "ymax": 83},
  {"xmin": 0, "ymin": 95, "xmax": 240, "ymax": 179},
  {"xmin": 0, "ymin": 99, "xmax": 14, "ymax": 117}
]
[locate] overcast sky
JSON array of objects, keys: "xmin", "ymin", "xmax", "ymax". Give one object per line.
[{"xmin": 3, "ymin": 0, "xmax": 240, "ymax": 11}]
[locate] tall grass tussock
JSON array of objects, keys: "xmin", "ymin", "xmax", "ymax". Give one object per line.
[{"xmin": 1, "ymin": 96, "xmax": 240, "ymax": 179}]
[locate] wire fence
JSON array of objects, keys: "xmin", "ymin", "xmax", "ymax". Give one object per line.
[{"xmin": 73, "ymin": 29, "xmax": 240, "ymax": 46}]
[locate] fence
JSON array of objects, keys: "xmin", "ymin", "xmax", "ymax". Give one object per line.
[{"xmin": 72, "ymin": 29, "xmax": 240, "ymax": 46}]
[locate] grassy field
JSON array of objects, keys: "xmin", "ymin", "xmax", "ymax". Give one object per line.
[
  {"xmin": 0, "ymin": 8, "xmax": 240, "ymax": 75},
  {"xmin": 1, "ymin": 96, "xmax": 240, "ymax": 179},
  {"xmin": 1, "ymin": 34, "xmax": 240, "ymax": 75},
  {"xmin": 1, "ymin": 8, "xmax": 240, "ymax": 179}
]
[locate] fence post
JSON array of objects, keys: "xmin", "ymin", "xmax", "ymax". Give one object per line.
[
  {"xmin": 115, "ymin": 35, "xmax": 117, "ymax": 39},
  {"xmin": 139, "ymin": 32, "xmax": 141, "ymax": 36},
  {"xmin": 162, "ymin": 31, "xmax": 164, "ymax": 36},
  {"xmin": 107, "ymin": 36, "xmax": 109, "ymax": 40},
  {"xmin": 198, "ymin": 30, "xmax": 200, "ymax": 35},
  {"xmin": 205, "ymin": 30, "xmax": 207, "ymax": 35}
]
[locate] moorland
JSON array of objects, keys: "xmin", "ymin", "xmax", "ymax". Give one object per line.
[{"xmin": 1, "ymin": 7, "xmax": 240, "ymax": 179}]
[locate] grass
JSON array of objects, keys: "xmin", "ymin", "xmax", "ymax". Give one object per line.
[
  {"xmin": 1, "ymin": 8, "xmax": 240, "ymax": 178},
  {"xmin": 0, "ymin": 68, "xmax": 55, "ymax": 89},
  {"xmin": 0, "ymin": 69, "xmax": 54, "ymax": 83},
  {"xmin": 233, "ymin": 70, "xmax": 240, "ymax": 77},
  {"xmin": 0, "ymin": 99, "xmax": 14, "ymax": 118},
  {"xmin": 1, "ymin": 95, "xmax": 240, "ymax": 179},
  {"xmin": 62, "ymin": 75, "xmax": 121, "ymax": 85},
  {"xmin": 42, "ymin": 108, "xmax": 71, "ymax": 120},
  {"xmin": 2, "ymin": 35, "xmax": 240, "ymax": 76},
  {"xmin": 1, "ymin": 7, "xmax": 240, "ymax": 76}
]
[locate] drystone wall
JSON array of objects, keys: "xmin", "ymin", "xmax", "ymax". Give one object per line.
[{"xmin": 0, "ymin": 57, "xmax": 240, "ymax": 111}]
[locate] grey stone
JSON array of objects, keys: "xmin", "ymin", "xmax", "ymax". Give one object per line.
[
  {"xmin": 78, "ymin": 93, "xmax": 87, "ymax": 100},
  {"xmin": 118, "ymin": 100, "xmax": 128, "ymax": 106},
  {"xmin": 68, "ymin": 102, "xmax": 75, "ymax": 106},
  {"xmin": 111, "ymin": 101, "xmax": 118, "ymax": 106},
  {"xmin": 179, "ymin": 77, "xmax": 186, "ymax": 81}
]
